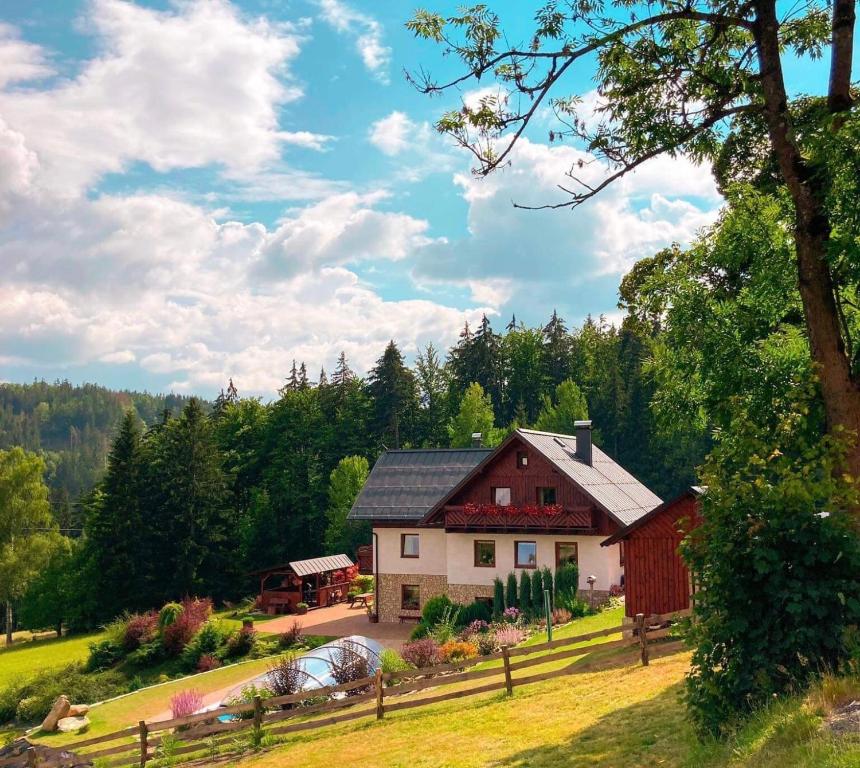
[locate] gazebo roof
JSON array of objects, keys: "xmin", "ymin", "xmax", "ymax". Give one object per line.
[{"xmin": 252, "ymin": 553, "xmax": 353, "ymax": 577}]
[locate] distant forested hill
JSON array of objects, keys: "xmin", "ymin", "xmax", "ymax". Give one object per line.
[{"xmin": 0, "ymin": 381, "xmax": 194, "ymax": 526}]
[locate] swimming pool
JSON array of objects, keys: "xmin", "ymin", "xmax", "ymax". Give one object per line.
[{"xmin": 218, "ymin": 634, "xmax": 384, "ymax": 707}]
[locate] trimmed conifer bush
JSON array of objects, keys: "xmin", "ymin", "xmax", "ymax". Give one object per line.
[
  {"xmin": 492, "ymin": 577, "xmax": 505, "ymax": 618},
  {"xmin": 505, "ymin": 572, "xmax": 518, "ymax": 608},
  {"xmin": 542, "ymin": 566, "xmax": 553, "ymax": 609},
  {"xmin": 531, "ymin": 569, "xmax": 544, "ymax": 614},
  {"xmin": 518, "ymin": 570, "xmax": 532, "ymax": 615},
  {"xmin": 555, "ymin": 562, "xmax": 580, "ymax": 610}
]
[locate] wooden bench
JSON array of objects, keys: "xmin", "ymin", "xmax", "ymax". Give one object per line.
[
  {"xmin": 398, "ymin": 614, "xmax": 421, "ymax": 624},
  {"xmin": 350, "ymin": 592, "xmax": 373, "ymax": 608}
]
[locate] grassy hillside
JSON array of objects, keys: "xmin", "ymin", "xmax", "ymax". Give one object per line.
[
  {"xmin": 0, "ymin": 632, "xmax": 101, "ymax": 689},
  {"xmin": 228, "ymin": 623, "xmax": 860, "ymax": 768}
]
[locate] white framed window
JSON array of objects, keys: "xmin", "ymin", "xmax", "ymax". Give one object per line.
[{"xmin": 493, "ymin": 487, "xmax": 511, "ymax": 505}]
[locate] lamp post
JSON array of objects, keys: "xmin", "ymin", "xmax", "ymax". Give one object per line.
[{"xmin": 586, "ymin": 575, "xmax": 596, "ymax": 612}]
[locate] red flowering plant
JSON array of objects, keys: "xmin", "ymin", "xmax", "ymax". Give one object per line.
[
  {"xmin": 522, "ymin": 504, "xmax": 541, "ymax": 517},
  {"xmin": 543, "ymin": 504, "xmax": 564, "ymax": 516},
  {"xmin": 464, "ymin": 502, "xmax": 480, "ymax": 515}
]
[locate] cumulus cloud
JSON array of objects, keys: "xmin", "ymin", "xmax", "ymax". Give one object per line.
[
  {"xmin": 413, "ymin": 137, "xmax": 721, "ymax": 305},
  {"xmin": 0, "ymin": 23, "xmax": 53, "ymax": 88},
  {"xmin": 369, "ymin": 111, "xmax": 413, "ymax": 156},
  {"xmin": 0, "ymin": 0, "xmax": 311, "ymax": 196},
  {"xmin": 317, "ymin": 0, "xmax": 390, "ymax": 82}
]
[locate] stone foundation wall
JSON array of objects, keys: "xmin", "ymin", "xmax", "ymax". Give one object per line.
[
  {"xmin": 577, "ymin": 589, "xmax": 612, "ymax": 608},
  {"xmin": 447, "ymin": 583, "xmax": 495, "ymax": 605},
  {"xmin": 377, "ymin": 573, "xmax": 448, "ymax": 623}
]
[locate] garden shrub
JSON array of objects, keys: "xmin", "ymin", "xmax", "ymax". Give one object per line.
[
  {"xmin": 162, "ymin": 598, "xmax": 212, "ymax": 655},
  {"xmin": 492, "ymin": 577, "xmax": 505, "ymax": 618},
  {"xmin": 551, "ymin": 607, "xmax": 572, "ymax": 625},
  {"xmin": 439, "ymin": 640, "xmax": 477, "ymax": 663},
  {"xmin": 86, "ymin": 638, "xmax": 124, "ymax": 672},
  {"xmin": 505, "ymin": 572, "xmax": 518, "ymax": 608},
  {"xmin": 126, "ymin": 639, "xmax": 164, "ymax": 667},
  {"xmin": 401, "ymin": 638, "xmax": 441, "ymax": 668},
  {"xmin": 170, "ymin": 689, "xmax": 203, "ymax": 719},
  {"xmin": 329, "ymin": 641, "xmax": 371, "ymax": 695},
  {"xmin": 421, "ymin": 594, "xmax": 454, "ymax": 627},
  {"xmin": 502, "ymin": 606, "xmax": 521, "ymax": 623},
  {"xmin": 429, "ymin": 605, "xmax": 461, "ymax": 644},
  {"xmin": 4, "ymin": 664, "xmax": 127, "ymax": 723},
  {"xmin": 196, "ymin": 654, "xmax": 221, "ymax": 672},
  {"xmin": 409, "ymin": 622, "xmax": 429, "ymax": 640},
  {"xmin": 380, "ymin": 649, "xmax": 412, "ymax": 682},
  {"xmin": 457, "ymin": 600, "xmax": 491, "ymax": 627},
  {"xmin": 494, "ymin": 626, "xmax": 526, "ymax": 647},
  {"xmin": 471, "ymin": 631, "xmax": 497, "ymax": 656},
  {"xmin": 267, "ymin": 656, "xmax": 307, "ymax": 704},
  {"xmin": 518, "ymin": 570, "xmax": 532, "ymax": 615},
  {"xmin": 226, "ymin": 626, "xmax": 257, "ymax": 658},
  {"xmin": 159, "ymin": 602, "xmax": 184, "ymax": 629},
  {"xmin": 542, "ymin": 567, "xmax": 553, "ymax": 608},
  {"xmin": 531, "ymin": 569, "xmax": 544, "ymax": 614},
  {"xmin": 122, "ymin": 611, "xmax": 159, "ymax": 652},
  {"xmin": 555, "ymin": 563, "xmax": 580, "ymax": 610},
  {"xmin": 683, "ymin": 410, "xmax": 860, "ymax": 738},
  {"xmin": 181, "ymin": 620, "xmax": 226, "ymax": 670},
  {"xmin": 224, "ymin": 684, "xmax": 274, "ymax": 719},
  {"xmin": 278, "ymin": 620, "xmax": 304, "ymax": 648},
  {"xmin": 351, "ymin": 574, "xmax": 374, "ymax": 593}
]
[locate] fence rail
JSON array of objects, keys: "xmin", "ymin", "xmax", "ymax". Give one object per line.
[{"xmin": 39, "ymin": 610, "xmax": 686, "ymax": 768}]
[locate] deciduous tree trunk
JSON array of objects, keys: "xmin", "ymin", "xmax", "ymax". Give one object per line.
[
  {"xmin": 5, "ymin": 601, "xmax": 12, "ymax": 646},
  {"xmin": 754, "ymin": 0, "xmax": 860, "ymax": 481}
]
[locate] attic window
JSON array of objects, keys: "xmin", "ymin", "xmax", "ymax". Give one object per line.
[{"xmin": 516, "ymin": 451, "xmax": 528, "ymax": 469}]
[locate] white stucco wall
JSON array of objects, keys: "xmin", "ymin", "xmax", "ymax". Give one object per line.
[
  {"xmin": 373, "ymin": 527, "xmax": 623, "ymax": 592},
  {"xmin": 446, "ymin": 533, "xmax": 622, "ymax": 592},
  {"xmin": 373, "ymin": 527, "xmax": 447, "ymax": 575}
]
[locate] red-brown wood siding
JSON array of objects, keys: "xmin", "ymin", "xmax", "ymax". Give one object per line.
[
  {"xmin": 623, "ymin": 495, "xmax": 700, "ymax": 618},
  {"xmin": 446, "ymin": 438, "xmax": 614, "ymax": 532}
]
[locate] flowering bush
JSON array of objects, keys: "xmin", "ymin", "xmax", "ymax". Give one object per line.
[
  {"xmin": 163, "ymin": 598, "xmax": 212, "ymax": 655},
  {"xmin": 278, "ymin": 620, "xmax": 304, "ymax": 648},
  {"xmin": 122, "ymin": 612, "xmax": 159, "ymax": 652},
  {"xmin": 226, "ymin": 626, "xmax": 257, "ymax": 658},
  {"xmin": 472, "ymin": 631, "xmax": 497, "ymax": 656},
  {"xmin": 466, "ymin": 619, "xmax": 489, "ymax": 635},
  {"xmin": 609, "ymin": 583, "xmax": 624, "ymax": 597},
  {"xmin": 401, "ymin": 637, "xmax": 441, "ymax": 668},
  {"xmin": 196, "ymin": 654, "xmax": 221, "ymax": 672},
  {"xmin": 169, "ymin": 689, "xmax": 203, "ymax": 719},
  {"xmin": 502, "ymin": 606, "xmax": 521, "ymax": 623},
  {"xmin": 494, "ymin": 626, "xmax": 526, "ymax": 647},
  {"xmin": 439, "ymin": 641, "xmax": 477, "ymax": 663}
]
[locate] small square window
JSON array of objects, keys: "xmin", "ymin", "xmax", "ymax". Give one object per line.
[
  {"xmin": 474, "ymin": 540, "xmax": 496, "ymax": 567},
  {"xmin": 537, "ymin": 487, "xmax": 557, "ymax": 505},
  {"xmin": 516, "ymin": 451, "xmax": 528, "ymax": 468},
  {"xmin": 515, "ymin": 540, "xmax": 537, "ymax": 569},
  {"xmin": 493, "ymin": 487, "xmax": 511, "ymax": 505},
  {"xmin": 401, "ymin": 533, "xmax": 419, "ymax": 558},
  {"xmin": 401, "ymin": 584, "xmax": 420, "ymax": 611},
  {"xmin": 556, "ymin": 542, "xmax": 578, "ymax": 568}
]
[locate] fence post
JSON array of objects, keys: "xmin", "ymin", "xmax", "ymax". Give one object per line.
[
  {"xmin": 375, "ymin": 668, "xmax": 384, "ymax": 720},
  {"xmin": 253, "ymin": 694, "xmax": 263, "ymax": 732},
  {"xmin": 502, "ymin": 646, "xmax": 513, "ymax": 696},
  {"xmin": 636, "ymin": 613, "xmax": 649, "ymax": 666},
  {"xmin": 139, "ymin": 720, "xmax": 148, "ymax": 768}
]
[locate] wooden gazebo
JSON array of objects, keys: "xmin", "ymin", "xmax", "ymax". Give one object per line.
[{"xmin": 253, "ymin": 554, "xmax": 355, "ymax": 614}]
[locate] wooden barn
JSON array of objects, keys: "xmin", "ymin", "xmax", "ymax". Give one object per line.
[{"xmin": 601, "ymin": 487, "xmax": 704, "ymax": 619}]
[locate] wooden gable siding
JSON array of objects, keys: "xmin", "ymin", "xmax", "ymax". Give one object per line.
[
  {"xmin": 445, "ymin": 438, "xmax": 616, "ymax": 534},
  {"xmin": 624, "ymin": 494, "xmax": 700, "ymax": 618}
]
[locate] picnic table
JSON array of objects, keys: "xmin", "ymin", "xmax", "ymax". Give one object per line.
[{"xmin": 350, "ymin": 591, "xmax": 373, "ymax": 608}]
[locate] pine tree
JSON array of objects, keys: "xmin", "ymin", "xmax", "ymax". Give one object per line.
[
  {"xmin": 542, "ymin": 310, "xmax": 574, "ymax": 389},
  {"xmin": 367, "ymin": 341, "xmax": 418, "ymax": 449},
  {"xmin": 415, "ymin": 343, "xmax": 450, "ymax": 447},
  {"xmin": 318, "ymin": 366, "xmax": 328, "ymax": 387},
  {"xmin": 213, "ymin": 378, "xmax": 239, "ymax": 417},
  {"xmin": 448, "ymin": 315, "xmax": 504, "ymax": 416},
  {"xmin": 298, "ymin": 362, "xmax": 309, "ymax": 390},
  {"xmin": 85, "ymin": 410, "xmax": 145, "ymax": 618},
  {"xmin": 331, "ymin": 352, "xmax": 355, "ymax": 386},
  {"xmin": 448, "ymin": 383, "xmax": 503, "ymax": 448},
  {"xmin": 280, "ymin": 360, "xmax": 300, "ymax": 395}
]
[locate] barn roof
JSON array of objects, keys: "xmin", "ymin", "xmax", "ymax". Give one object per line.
[
  {"xmin": 600, "ymin": 486, "xmax": 705, "ymax": 546},
  {"xmin": 348, "ymin": 448, "xmax": 493, "ymax": 522}
]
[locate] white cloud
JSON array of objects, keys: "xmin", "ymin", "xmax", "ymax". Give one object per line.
[
  {"xmin": 317, "ymin": 0, "xmax": 390, "ymax": 82},
  {"xmin": 0, "ymin": 23, "xmax": 53, "ymax": 88},
  {"xmin": 413, "ymin": 137, "xmax": 722, "ymax": 302},
  {"xmin": 259, "ymin": 191, "xmax": 438, "ymax": 277},
  {"xmin": 0, "ymin": 0, "xmax": 307, "ymax": 196},
  {"xmin": 369, "ymin": 111, "xmax": 413, "ymax": 156}
]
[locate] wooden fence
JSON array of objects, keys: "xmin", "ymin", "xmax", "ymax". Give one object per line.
[{"xmin": 33, "ymin": 611, "xmax": 687, "ymax": 768}]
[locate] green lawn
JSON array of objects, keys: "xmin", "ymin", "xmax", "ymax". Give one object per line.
[{"xmin": 0, "ymin": 631, "xmax": 104, "ymax": 689}]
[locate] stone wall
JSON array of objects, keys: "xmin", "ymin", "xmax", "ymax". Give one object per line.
[
  {"xmin": 446, "ymin": 583, "xmax": 494, "ymax": 606},
  {"xmin": 377, "ymin": 573, "xmax": 448, "ymax": 623}
]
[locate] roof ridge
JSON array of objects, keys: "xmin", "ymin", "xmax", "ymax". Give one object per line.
[{"xmin": 517, "ymin": 427, "xmax": 578, "ymax": 439}]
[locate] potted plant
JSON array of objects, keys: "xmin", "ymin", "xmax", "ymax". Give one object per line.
[{"xmin": 296, "ymin": 602, "xmax": 309, "ymax": 615}]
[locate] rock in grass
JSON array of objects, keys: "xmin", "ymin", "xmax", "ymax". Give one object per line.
[{"xmin": 40, "ymin": 695, "xmax": 71, "ymax": 732}]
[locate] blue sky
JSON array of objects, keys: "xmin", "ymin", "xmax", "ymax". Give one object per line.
[{"xmin": 0, "ymin": 0, "xmax": 830, "ymax": 398}]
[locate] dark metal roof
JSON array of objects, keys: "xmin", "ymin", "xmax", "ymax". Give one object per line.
[
  {"xmin": 348, "ymin": 448, "xmax": 493, "ymax": 521},
  {"xmin": 250, "ymin": 553, "xmax": 353, "ymax": 577}
]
